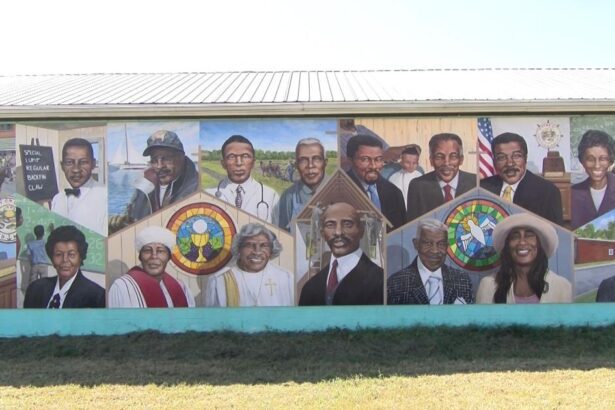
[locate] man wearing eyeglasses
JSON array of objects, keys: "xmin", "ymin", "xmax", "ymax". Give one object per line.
[
  {"xmin": 388, "ymin": 218, "xmax": 474, "ymax": 305},
  {"xmin": 274, "ymin": 138, "xmax": 328, "ymax": 231},
  {"xmin": 51, "ymin": 138, "xmax": 108, "ymax": 235},
  {"xmin": 480, "ymin": 132, "xmax": 563, "ymax": 225},
  {"xmin": 407, "ymin": 133, "xmax": 477, "ymax": 222},
  {"xmin": 205, "ymin": 135, "xmax": 279, "ymax": 223},
  {"xmin": 111, "ymin": 130, "xmax": 199, "ymax": 232},
  {"xmin": 345, "ymin": 134, "xmax": 406, "ymax": 231}
]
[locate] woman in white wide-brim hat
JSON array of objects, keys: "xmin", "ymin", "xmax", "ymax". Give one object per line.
[{"xmin": 476, "ymin": 213, "xmax": 572, "ymax": 304}]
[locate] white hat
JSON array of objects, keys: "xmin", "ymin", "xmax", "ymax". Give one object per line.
[
  {"xmin": 493, "ymin": 213, "xmax": 558, "ymax": 257},
  {"xmin": 135, "ymin": 226, "xmax": 176, "ymax": 251}
]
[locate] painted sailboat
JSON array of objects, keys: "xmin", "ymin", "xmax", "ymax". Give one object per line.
[{"xmin": 108, "ymin": 125, "xmax": 148, "ymax": 172}]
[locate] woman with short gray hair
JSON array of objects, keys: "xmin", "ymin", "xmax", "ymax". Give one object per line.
[{"xmin": 205, "ymin": 223, "xmax": 293, "ymax": 307}]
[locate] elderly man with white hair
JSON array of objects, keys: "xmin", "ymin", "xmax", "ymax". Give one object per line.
[
  {"xmin": 108, "ymin": 226, "xmax": 195, "ymax": 308},
  {"xmin": 387, "ymin": 218, "xmax": 474, "ymax": 305},
  {"xmin": 205, "ymin": 223, "xmax": 293, "ymax": 307},
  {"xmin": 274, "ymin": 138, "xmax": 328, "ymax": 231}
]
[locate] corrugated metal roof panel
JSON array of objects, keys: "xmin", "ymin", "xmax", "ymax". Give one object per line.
[
  {"xmin": 328, "ymin": 71, "xmax": 345, "ymax": 101},
  {"xmin": 250, "ymin": 72, "xmax": 274, "ymax": 103},
  {"xmin": 2, "ymin": 69, "xmax": 615, "ymax": 109},
  {"xmin": 274, "ymin": 72, "xmax": 292, "ymax": 103},
  {"xmin": 180, "ymin": 72, "xmax": 218, "ymax": 103},
  {"xmin": 236, "ymin": 72, "xmax": 264, "ymax": 103},
  {"xmin": 155, "ymin": 72, "xmax": 202, "ymax": 103},
  {"xmin": 317, "ymin": 71, "xmax": 333, "ymax": 102}
]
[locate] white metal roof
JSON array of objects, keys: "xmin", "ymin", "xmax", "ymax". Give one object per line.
[{"xmin": 1, "ymin": 69, "xmax": 615, "ymax": 118}]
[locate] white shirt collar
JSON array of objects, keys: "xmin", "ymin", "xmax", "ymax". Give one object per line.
[
  {"xmin": 225, "ymin": 176, "xmax": 256, "ymax": 191},
  {"xmin": 67, "ymin": 177, "xmax": 94, "ymax": 195},
  {"xmin": 49, "ymin": 271, "xmax": 79, "ymax": 308},
  {"xmin": 416, "ymin": 256, "xmax": 442, "ymax": 287},
  {"xmin": 437, "ymin": 171, "xmax": 460, "ymax": 192},
  {"xmin": 329, "ymin": 247, "xmax": 363, "ymax": 283},
  {"xmin": 500, "ymin": 171, "xmax": 526, "ymax": 197}
]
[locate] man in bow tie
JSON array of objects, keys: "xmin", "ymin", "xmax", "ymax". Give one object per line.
[{"xmin": 51, "ymin": 138, "xmax": 107, "ymax": 235}]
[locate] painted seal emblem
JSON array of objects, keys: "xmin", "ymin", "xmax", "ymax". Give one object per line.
[
  {"xmin": 166, "ymin": 202, "xmax": 236, "ymax": 275},
  {"xmin": 445, "ymin": 199, "xmax": 509, "ymax": 271},
  {"xmin": 534, "ymin": 120, "xmax": 563, "ymax": 149},
  {"xmin": 0, "ymin": 197, "xmax": 16, "ymax": 243}
]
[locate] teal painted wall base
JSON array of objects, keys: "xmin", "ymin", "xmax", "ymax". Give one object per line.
[{"xmin": 1, "ymin": 304, "xmax": 615, "ymax": 337}]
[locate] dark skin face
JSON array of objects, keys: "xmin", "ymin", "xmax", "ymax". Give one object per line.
[
  {"xmin": 413, "ymin": 228, "xmax": 448, "ymax": 272},
  {"xmin": 221, "ymin": 142, "xmax": 255, "ymax": 184},
  {"xmin": 507, "ymin": 228, "xmax": 539, "ymax": 272},
  {"xmin": 351, "ymin": 145, "xmax": 384, "ymax": 184},
  {"xmin": 493, "ymin": 141, "xmax": 527, "ymax": 185},
  {"xmin": 320, "ymin": 202, "xmax": 364, "ymax": 258},
  {"xmin": 237, "ymin": 233, "xmax": 272, "ymax": 273},
  {"xmin": 581, "ymin": 145, "xmax": 612, "ymax": 190},
  {"xmin": 139, "ymin": 242, "xmax": 171, "ymax": 281},
  {"xmin": 61, "ymin": 146, "xmax": 95, "ymax": 189},
  {"xmin": 51, "ymin": 241, "xmax": 82, "ymax": 288},
  {"xmin": 429, "ymin": 140, "xmax": 463, "ymax": 183},
  {"xmin": 296, "ymin": 144, "xmax": 327, "ymax": 190},
  {"xmin": 149, "ymin": 147, "xmax": 185, "ymax": 186}
]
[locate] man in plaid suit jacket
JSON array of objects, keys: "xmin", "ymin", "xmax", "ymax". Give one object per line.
[{"xmin": 387, "ymin": 218, "xmax": 474, "ymax": 305}]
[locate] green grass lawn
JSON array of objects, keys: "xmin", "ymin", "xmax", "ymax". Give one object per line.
[{"xmin": 2, "ymin": 326, "xmax": 615, "ymax": 407}]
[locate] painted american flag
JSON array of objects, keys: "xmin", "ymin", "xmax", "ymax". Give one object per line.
[{"xmin": 477, "ymin": 117, "xmax": 495, "ymax": 178}]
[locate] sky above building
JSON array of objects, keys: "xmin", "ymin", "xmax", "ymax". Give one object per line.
[{"xmin": 3, "ymin": 0, "xmax": 614, "ymax": 75}]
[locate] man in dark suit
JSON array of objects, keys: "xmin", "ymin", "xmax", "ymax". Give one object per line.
[
  {"xmin": 345, "ymin": 134, "xmax": 406, "ymax": 231},
  {"xmin": 299, "ymin": 202, "xmax": 383, "ymax": 305},
  {"xmin": 388, "ymin": 218, "xmax": 474, "ymax": 304},
  {"xmin": 24, "ymin": 225, "xmax": 105, "ymax": 308},
  {"xmin": 407, "ymin": 133, "xmax": 476, "ymax": 222},
  {"xmin": 480, "ymin": 132, "xmax": 563, "ymax": 225}
]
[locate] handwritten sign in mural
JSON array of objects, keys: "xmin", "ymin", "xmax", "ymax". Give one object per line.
[{"xmin": 19, "ymin": 145, "xmax": 58, "ymax": 202}]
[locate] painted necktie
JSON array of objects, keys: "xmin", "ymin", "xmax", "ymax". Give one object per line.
[
  {"xmin": 367, "ymin": 184, "xmax": 381, "ymax": 210},
  {"xmin": 443, "ymin": 184, "xmax": 453, "ymax": 202},
  {"xmin": 426, "ymin": 276, "xmax": 442, "ymax": 305},
  {"xmin": 502, "ymin": 185, "xmax": 513, "ymax": 201},
  {"xmin": 48, "ymin": 293, "xmax": 61, "ymax": 309},
  {"xmin": 327, "ymin": 259, "xmax": 339, "ymax": 295},
  {"xmin": 235, "ymin": 185, "xmax": 244, "ymax": 208}
]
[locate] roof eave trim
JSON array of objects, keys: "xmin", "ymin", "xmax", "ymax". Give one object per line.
[{"xmin": 1, "ymin": 100, "xmax": 615, "ymax": 119}]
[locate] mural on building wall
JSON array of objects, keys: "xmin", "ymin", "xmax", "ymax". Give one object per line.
[
  {"xmin": 2, "ymin": 115, "xmax": 615, "ymax": 310},
  {"xmin": 570, "ymin": 116, "xmax": 615, "ymax": 302},
  {"xmin": 338, "ymin": 118, "xmax": 479, "ymax": 230},
  {"xmin": 15, "ymin": 193, "xmax": 106, "ymax": 309},
  {"xmin": 107, "ymin": 121, "xmax": 200, "ymax": 235},
  {"xmin": 294, "ymin": 170, "xmax": 386, "ymax": 306},
  {"xmin": 200, "ymin": 118, "xmax": 339, "ymax": 228},
  {"xmin": 387, "ymin": 188, "xmax": 574, "ymax": 305},
  {"xmin": 477, "ymin": 116, "xmax": 571, "ymax": 227}
]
